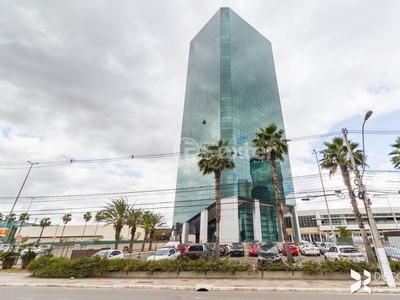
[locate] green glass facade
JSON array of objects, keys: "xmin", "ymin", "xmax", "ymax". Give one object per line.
[{"xmin": 173, "ymin": 8, "xmax": 295, "ymax": 242}]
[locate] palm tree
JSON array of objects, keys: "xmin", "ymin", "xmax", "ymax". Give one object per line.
[
  {"xmin": 0, "ymin": 213, "xmax": 4, "ymax": 223},
  {"xmin": 147, "ymin": 212, "xmax": 167, "ymax": 251},
  {"xmin": 126, "ymin": 208, "xmax": 143, "ymax": 253},
  {"xmin": 389, "ymin": 137, "xmax": 400, "ymax": 169},
  {"xmin": 6, "ymin": 213, "xmax": 16, "ymax": 224},
  {"xmin": 100, "ymin": 197, "xmax": 130, "ymax": 249},
  {"xmin": 60, "ymin": 213, "xmax": 72, "ymax": 241},
  {"xmin": 37, "ymin": 217, "xmax": 51, "ymax": 242},
  {"xmin": 140, "ymin": 211, "xmax": 153, "ymax": 251},
  {"xmin": 93, "ymin": 211, "xmax": 103, "ymax": 239},
  {"xmin": 18, "ymin": 213, "xmax": 30, "ymax": 234},
  {"xmin": 253, "ymin": 123, "xmax": 295, "ymax": 263},
  {"xmin": 319, "ymin": 136, "xmax": 376, "ymax": 262},
  {"xmin": 197, "ymin": 139, "xmax": 235, "ymax": 259},
  {"xmin": 81, "ymin": 212, "xmax": 92, "ymax": 240}
]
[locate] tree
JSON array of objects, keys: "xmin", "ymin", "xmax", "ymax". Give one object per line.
[
  {"xmin": 100, "ymin": 197, "xmax": 130, "ymax": 249},
  {"xmin": 389, "ymin": 137, "xmax": 400, "ymax": 169},
  {"xmin": 18, "ymin": 213, "xmax": 30, "ymax": 234},
  {"xmin": 6, "ymin": 213, "xmax": 16, "ymax": 224},
  {"xmin": 82, "ymin": 212, "xmax": 92, "ymax": 240},
  {"xmin": 336, "ymin": 226, "xmax": 352, "ymax": 244},
  {"xmin": 173, "ymin": 222, "xmax": 183, "ymax": 243},
  {"xmin": 140, "ymin": 211, "xmax": 153, "ymax": 251},
  {"xmin": 147, "ymin": 212, "xmax": 166, "ymax": 251},
  {"xmin": 93, "ymin": 211, "xmax": 103, "ymax": 239},
  {"xmin": 197, "ymin": 139, "xmax": 235, "ymax": 259},
  {"xmin": 60, "ymin": 213, "xmax": 72, "ymax": 241},
  {"xmin": 126, "ymin": 208, "xmax": 143, "ymax": 253},
  {"xmin": 0, "ymin": 213, "xmax": 3, "ymax": 223},
  {"xmin": 253, "ymin": 123, "xmax": 295, "ymax": 263},
  {"xmin": 37, "ymin": 218, "xmax": 51, "ymax": 242},
  {"xmin": 319, "ymin": 136, "xmax": 376, "ymax": 262}
]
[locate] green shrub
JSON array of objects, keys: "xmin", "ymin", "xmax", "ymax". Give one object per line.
[{"xmin": 26, "ymin": 256, "xmax": 397, "ymax": 278}]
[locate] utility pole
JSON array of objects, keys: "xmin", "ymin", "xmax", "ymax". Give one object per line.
[
  {"xmin": 342, "ymin": 126, "xmax": 396, "ymax": 288},
  {"xmin": 313, "ymin": 150, "xmax": 336, "ymax": 243}
]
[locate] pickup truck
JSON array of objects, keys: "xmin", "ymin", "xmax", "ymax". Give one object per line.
[{"xmin": 181, "ymin": 243, "xmax": 215, "ymax": 261}]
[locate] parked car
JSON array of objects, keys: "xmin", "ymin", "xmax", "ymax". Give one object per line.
[
  {"xmin": 258, "ymin": 242, "xmax": 282, "ymax": 266},
  {"xmin": 219, "ymin": 244, "xmax": 228, "ymax": 256},
  {"xmin": 249, "ymin": 244, "xmax": 261, "ymax": 257},
  {"xmin": 372, "ymin": 246, "xmax": 400, "ymax": 261},
  {"xmin": 230, "ymin": 242, "xmax": 244, "ymax": 257},
  {"xmin": 38, "ymin": 244, "xmax": 54, "ymax": 251},
  {"xmin": 324, "ymin": 246, "xmax": 365, "ymax": 262},
  {"xmin": 176, "ymin": 243, "xmax": 190, "ymax": 253},
  {"xmin": 282, "ymin": 242, "xmax": 299, "ymax": 256},
  {"xmin": 207, "ymin": 243, "xmax": 216, "ymax": 252},
  {"xmin": 162, "ymin": 241, "xmax": 180, "ymax": 249},
  {"xmin": 251, "ymin": 240, "xmax": 261, "ymax": 246},
  {"xmin": 147, "ymin": 248, "xmax": 181, "ymax": 261},
  {"xmin": 20, "ymin": 246, "xmax": 43, "ymax": 255},
  {"xmin": 319, "ymin": 242, "xmax": 337, "ymax": 255},
  {"xmin": 92, "ymin": 249, "xmax": 124, "ymax": 259},
  {"xmin": 0, "ymin": 244, "xmax": 11, "ymax": 252},
  {"xmin": 181, "ymin": 243, "xmax": 214, "ymax": 261},
  {"xmin": 383, "ymin": 246, "xmax": 400, "ymax": 261},
  {"xmin": 221, "ymin": 244, "xmax": 231, "ymax": 254},
  {"xmin": 300, "ymin": 243, "xmax": 320, "ymax": 256}
]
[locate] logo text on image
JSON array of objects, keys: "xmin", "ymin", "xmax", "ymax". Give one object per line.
[
  {"xmin": 174, "ymin": 139, "xmax": 277, "ymax": 161},
  {"xmin": 175, "ymin": 138, "xmax": 200, "ymax": 162},
  {"xmin": 351, "ymin": 269, "xmax": 371, "ymax": 294}
]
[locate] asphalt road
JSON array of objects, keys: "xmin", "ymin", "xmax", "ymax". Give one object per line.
[{"xmin": 1, "ymin": 287, "xmax": 399, "ymax": 300}]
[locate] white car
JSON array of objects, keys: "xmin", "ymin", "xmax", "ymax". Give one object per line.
[
  {"xmin": 147, "ymin": 248, "xmax": 181, "ymax": 261},
  {"xmin": 92, "ymin": 249, "xmax": 124, "ymax": 259},
  {"xmin": 20, "ymin": 246, "xmax": 43, "ymax": 255},
  {"xmin": 319, "ymin": 242, "xmax": 337, "ymax": 254},
  {"xmin": 324, "ymin": 246, "xmax": 366, "ymax": 262},
  {"xmin": 301, "ymin": 243, "xmax": 320, "ymax": 256}
]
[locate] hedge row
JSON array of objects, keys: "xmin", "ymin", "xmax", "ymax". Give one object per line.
[{"xmin": 26, "ymin": 256, "xmax": 400, "ymax": 278}]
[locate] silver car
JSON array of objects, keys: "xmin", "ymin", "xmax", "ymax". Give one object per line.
[{"xmin": 324, "ymin": 246, "xmax": 366, "ymax": 262}]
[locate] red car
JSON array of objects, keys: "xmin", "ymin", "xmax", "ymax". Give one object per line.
[
  {"xmin": 282, "ymin": 242, "xmax": 299, "ymax": 256},
  {"xmin": 248, "ymin": 244, "xmax": 260, "ymax": 257},
  {"xmin": 176, "ymin": 243, "xmax": 190, "ymax": 253}
]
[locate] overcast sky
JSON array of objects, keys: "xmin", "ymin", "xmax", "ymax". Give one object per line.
[{"xmin": 1, "ymin": 0, "xmax": 400, "ymax": 227}]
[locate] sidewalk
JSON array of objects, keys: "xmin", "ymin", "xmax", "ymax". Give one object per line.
[{"xmin": 1, "ymin": 271, "xmax": 400, "ymax": 293}]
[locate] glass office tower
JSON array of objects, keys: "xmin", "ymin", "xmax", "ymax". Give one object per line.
[{"xmin": 173, "ymin": 8, "xmax": 295, "ymax": 242}]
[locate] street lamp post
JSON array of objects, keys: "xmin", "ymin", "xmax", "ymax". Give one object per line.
[
  {"xmin": 4, "ymin": 161, "xmax": 38, "ymax": 228},
  {"xmin": 312, "ymin": 150, "xmax": 336, "ymax": 243},
  {"xmin": 342, "ymin": 111, "xmax": 396, "ymax": 288}
]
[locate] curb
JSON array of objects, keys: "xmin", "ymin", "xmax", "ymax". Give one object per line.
[{"xmin": 1, "ymin": 282, "xmax": 400, "ymax": 293}]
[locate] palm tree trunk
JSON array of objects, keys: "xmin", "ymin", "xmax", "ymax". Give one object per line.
[
  {"xmin": 37, "ymin": 227, "xmax": 45, "ymax": 243},
  {"xmin": 94, "ymin": 222, "xmax": 99, "ymax": 239},
  {"xmin": 341, "ymin": 167, "xmax": 376, "ymax": 262},
  {"xmin": 129, "ymin": 226, "xmax": 136, "ymax": 253},
  {"xmin": 271, "ymin": 159, "xmax": 295, "ymax": 263},
  {"xmin": 148, "ymin": 229, "xmax": 154, "ymax": 251},
  {"xmin": 81, "ymin": 222, "xmax": 87, "ymax": 240},
  {"xmin": 114, "ymin": 226, "xmax": 121, "ymax": 249},
  {"xmin": 60, "ymin": 224, "xmax": 66, "ymax": 241},
  {"xmin": 141, "ymin": 230, "xmax": 148, "ymax": 251},
  {"xmin": 214, "ymin": 170, "xmax": 221, "ymax": 259}
]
